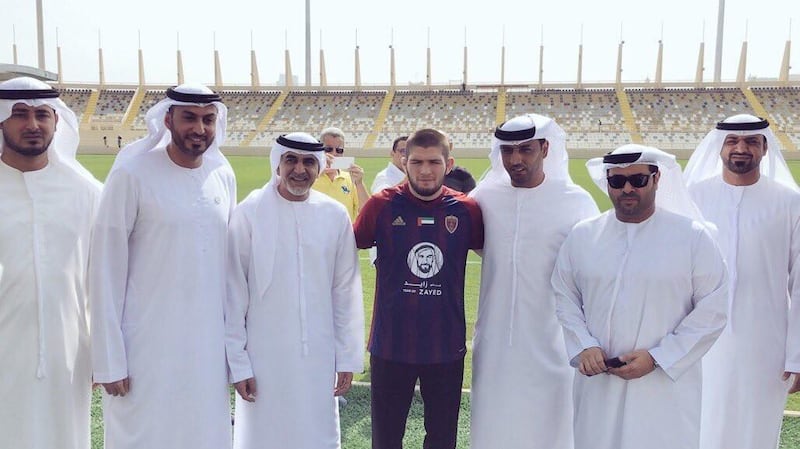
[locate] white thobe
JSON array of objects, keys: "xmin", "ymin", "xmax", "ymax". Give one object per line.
[
  {"xmin": 690, "ymin": 176, "xmax": 800, "ymax": 449},
  {"xmin": 370, "ymin": 162, "xmax": 405, "ymax": 194},
  {"xmin": 469, "ymin": 178, "xmax": 598, "ymax": 449},
  {"xmin": 89, "ymin": 148, "xmax": 235, "ymax": 449},
  {"xmin": 552, "ymin": 209, "xmax": 728, "ymax": 449},
  {"xmin": 0, "ymin": 160, "xmax": 100, "ymax": 449},
  {"xmin": 225, "ymin": 184, "xmax": 364, "ymax": 449}
]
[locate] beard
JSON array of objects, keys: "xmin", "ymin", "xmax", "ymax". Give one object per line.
[
  {"xmin": 3, "ymin": 132, "xmax": 51, "ymax": 157},
  {"xmin": 285, "ymin": 183, "xmax": 311, "ymax": 197},
  {"xmin": 170, "ymin": 130, "xmax": 211, "ymax": 158},
  {"xmin": 611, "ymin": 189, "xmax": 656, "ymax": 221},
  {"xmin": 724, "ymin": 154, "xmax": 758, "ymax": 174},
  {"xmin": 408, "ymin": 177, "xmax": 443, "ymax": 198},
  {"xmin": 507, "ymin": 164, "xmax": 533, "ymax": 186},
  {"xmin": 283, "ymin": 174, "xmax": 313, "ymax": 197},
  {"xmin": 612, "ymin": 192, "xmax": 643, "ymax": 216}
]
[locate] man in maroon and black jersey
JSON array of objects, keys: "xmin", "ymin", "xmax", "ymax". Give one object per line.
[{"xmin": 354, "ymin": 128, "xmax": 484, "ymax": 449}]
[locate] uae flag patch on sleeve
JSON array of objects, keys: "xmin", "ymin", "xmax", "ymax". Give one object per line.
[{"xmin": 417, "ymin": 217, "xmax": 435, "ymax": 226}]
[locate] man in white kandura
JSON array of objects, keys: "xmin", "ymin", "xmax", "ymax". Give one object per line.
[
  {"xmin": 371, "ymin": 135, "xmax": 407, "ymax": 193},
  {"xmin": 552, "ymin": 145, "xmax": 728, "ymax": 449},
  {"xmin": 90, "ymin": 84, "xmax": 236, "ymax": 449},
  {"xmin": 368, "ymin": 135, "xmax": 408, "ymax": 264},
  {"xmin": 469, "ymin": 114, "xmax": 598, "ymax": 449},
  {"xmin": 0, "ymin": 77, "xmax": 101, "ymax": 449},
  {"xmin": 226, "ymin": 132, "xmax": 364, "ymax": 449},
  {"xmin": 684, "ymin": 114, "xmax": 800, "ymax": 449}
]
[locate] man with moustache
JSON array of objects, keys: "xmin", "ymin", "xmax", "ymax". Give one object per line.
[
  {"xmin": 90, "ymin": 84, "xmax": 236, "ymax": 449},
  {"xmin": 552, "ymin": 145, "xmax": 727, "ymax": 449},
  {"xmin": 312, "ymin": 127, "xmax": 368, "ymax": 221},
  {"xmin": 469, "ymin": 114, "xmax": 598, "ymax": 449},
  {"xmin": 684, "ymin": 114, "xmax": 800, "ymax": 449},
  {"xmin": 371, "ymin": 135, "xmax": 408, "ymax": 193},
  {"xmin": 0, "ymin": 77, "xmax": 102, "ymax": 449},
  {"xmin": 225, "ymin": 133, "xmax": 364, "ymax": 449},
  {"xmin": 355, "ymin": 128, "xmax": 484, "ymax": 449}
]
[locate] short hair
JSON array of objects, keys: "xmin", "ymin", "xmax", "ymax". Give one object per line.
[
  {"xmin": 320, "ymin": 127, "xmax": 345, "ymax": 142},
  {"xmin": 392, "ymin": 135, "xmax": 409, "ymax": 152},
  {"xmin": 406, "ymin": 129, "xmax": 450, "ymax": 159}
]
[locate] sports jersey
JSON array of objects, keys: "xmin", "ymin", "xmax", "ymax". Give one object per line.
[{"xmin": 354, "ymin": 184, "xmax": 483, "ymax": 364}]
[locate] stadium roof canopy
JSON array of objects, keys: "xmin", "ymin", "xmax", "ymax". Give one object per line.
[{"xmin": 0, "ymin": 64, "xmax": 58, "ymax": 82}]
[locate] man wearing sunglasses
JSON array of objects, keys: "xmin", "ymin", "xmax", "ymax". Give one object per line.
[
  {"xmin": 312, "ymin": 127, "xmax": 369, "ymax": 221},
  {"xmin": 552, "ymin": 145, "xmax": 727, "ymax": 449},
  {"xmin": 468, "ymin": 114, "xmax": 598, "ymax": 449},
  {"xmin": 685, "ymin": 114, "xmax": 800, "ymax": 449}
]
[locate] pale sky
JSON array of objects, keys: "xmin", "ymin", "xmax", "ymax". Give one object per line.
[{"xmin": 1, "ymin": 0, "xmax": 798, "ymax": 86}]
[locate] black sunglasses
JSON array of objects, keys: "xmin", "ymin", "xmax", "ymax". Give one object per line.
[
  {"xmin": 324, "ymin": 147, "xmax": 345, "ymax": 154},
  {"xmin": 606, "ymin": 173, "xmax": 655, "ymax": 189}
]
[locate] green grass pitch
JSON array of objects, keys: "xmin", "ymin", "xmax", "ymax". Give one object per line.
[{"xmin": 77, "ymin": 154, "xmax": 800, "ymax": 448}]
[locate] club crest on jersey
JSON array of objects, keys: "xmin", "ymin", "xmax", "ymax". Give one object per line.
[{"xmin": 444, "ymin": 215, "xmax": 459, "ymax": 234}]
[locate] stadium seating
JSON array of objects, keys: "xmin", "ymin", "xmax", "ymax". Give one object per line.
[
  {"xmin": 752, "ymin": 87, "xmax": 800, "ymax": 132},
  {"xmin": 788, "ymin": 133, "xmax": 800, "ymax": 149},
  {"xmin": 219, "ymin": 90, "xmax": 281, "ymax": 145},
  {"xmin": 250, "ymin": 91, "xmax": 384, "ymax": 147},
  {"xmin": 506, "ymin": 89, "xmax": 625, "ymax": 132},
  {"xmin": 627, "ymin": 88, "xmax": 753, "ymax": 132},
  {"xmin": 59, "ymin": 88, "xmax": 93, "ymax": 121},
  {"xmin": 93, "ymin": 89, "xmax": 136, "ymax": 123},
  {"xmin": 131, "ymin": 90, "xmax": 166, "ymax": 130},
  {"xmin": 568, "ymin": 132, "xmax": 632, "ymax": 152},
  {"xmin": 376, "ymin": 90, "xmax": 497, "ymax": 149},
  {"xmin": 77, "ymin": 85, "xmax": 798, "ymax": 153}
]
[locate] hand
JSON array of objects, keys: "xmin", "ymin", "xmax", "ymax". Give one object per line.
[
  {"xmin": 323, "ymin": 153, "xmax": 337, "ymax": 175},
  {"xmin": 234, "ymin": 377, "xmax": 258, "ymax": 402},
  {"xmin": 102, "ymin": 377, "xmax": 130, "ymax": 397},
  {"xmin": 578, "ymin": 347, "xmax": 607, "ymax": 377},
  {"xmin": 334, "ymin": 372, "xmax": 353, "ymax": 396},
  {"xmin": 784, "ymin": 372, "xmax": 800, "ymax": 394},
  {"xmin": 347, "ymin": 164, "xmax": 365, "ymax": 185},
  {"xmin": 609, "ymin": 350, "xmax": 657, "ymax": 380}
]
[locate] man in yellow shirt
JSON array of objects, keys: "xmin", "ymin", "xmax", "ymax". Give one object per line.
[{"xmin": 312, "ymin": 127, "xmax": 369, "ymax": 221}]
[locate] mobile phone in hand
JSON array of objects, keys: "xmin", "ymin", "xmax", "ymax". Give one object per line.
[
  {"xmin": 331, "ymin": 156, "xmax": 355, "ymax": 170},
  {"xmin": 604, "ymin": 357, "xmax": 627, "ymax": 369}
]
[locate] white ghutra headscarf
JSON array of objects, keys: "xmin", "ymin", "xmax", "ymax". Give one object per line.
[
  {"xmin": 684, "ymin": 113, "xmax": 798, "ymax": 192},
  {"xmin": 480, "ymin": 113, "xmax": 574, "ymax": 187},
  {"xmin": 109, "ymin": 83, "xmax": 229, "ymax": 173},
  {"xmin": 0, "ymin": 76, "xmax": 101, "ymax": 188},
  {"xmin": 587, "ymin": 144, "xmax": 704, "ymax": 221}
]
